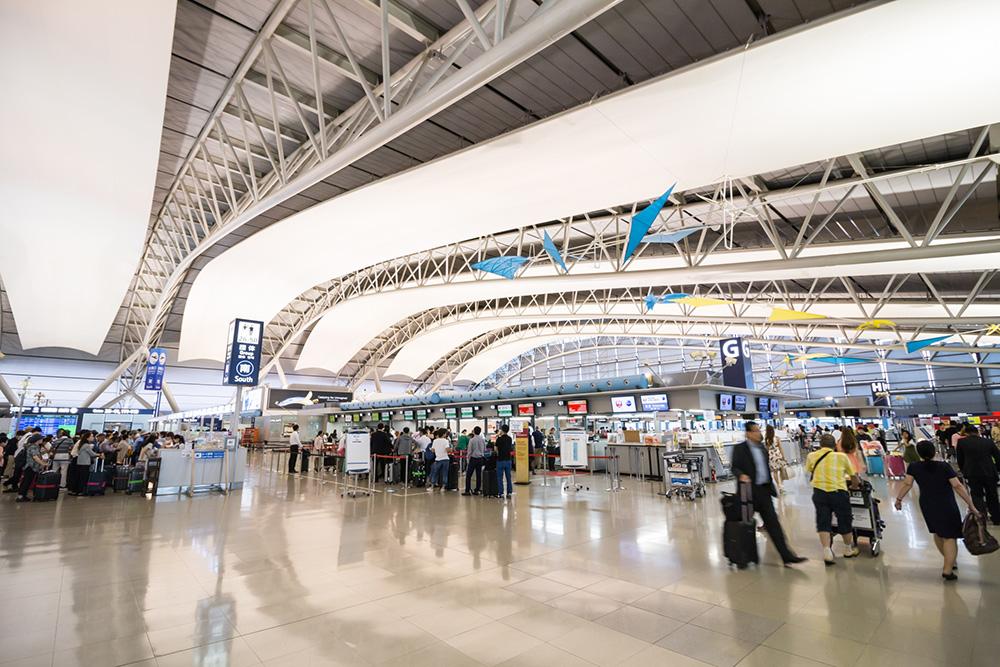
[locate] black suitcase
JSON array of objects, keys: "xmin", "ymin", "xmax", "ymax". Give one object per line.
[
  {"xmin": 409, "ymin": 460, "xmax": 426, "ymax": 488},
  {"xmin": 113, "ymin": 465, "xmax": 130, "ymax": 492},
  {"xmin": 722, "ymin": 482, "xmax": 758, "ymax": 569},
  {"xmin": 482, "ymin": 469, "xmax": 499, "ymax": 497},
  {"xmin": 446, "ymin": 459, "xmax": 459, "ymax": 491},
  {"xmin": 85, "ymin": 461, "xmax": 107, "ymax": 496},
  {"xmin": 33, "ymin": 471, "xmax": 60, "ymax": 501}
]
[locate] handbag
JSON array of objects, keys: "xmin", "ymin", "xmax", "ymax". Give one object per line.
[{"xmin": 962, "ymin": 511, "xmax": 999, "ymax": 555}]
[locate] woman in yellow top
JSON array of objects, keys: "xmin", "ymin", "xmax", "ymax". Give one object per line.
[{"xmin": 806, "ymin": 433, "xmax": 862, "ymax": 565}]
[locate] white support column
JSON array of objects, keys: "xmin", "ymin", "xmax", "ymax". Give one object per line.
[{"xmin": 0, "ymin": 371, "xmax": 19, "ymax": 405}]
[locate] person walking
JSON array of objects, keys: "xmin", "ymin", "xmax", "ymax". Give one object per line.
[
  {"xmin": 731, "ymin": 421, "xmax": 807, "ymax": 566},
  {"xmin": 765, "ymin": 425, "xmax": 788, "ymax": 494},
  {"xmin": 899, "ymin": 429, "xmax": 920, "ymax": 464},
  {"xmin": 805, "ymin": 433, "xmax": 861, "ymax": 565},
  {"xmin": 463, "ymin": 426, "xmax": 487, "ymax": 496},
  {"xmin": 287, "ymin": 424, "xmax": 301, "ymax": 474},
  {"xmin": 15, "ymin": 434, "xmax": 48, "ymax": 502},
  {"xmin": 428, "ymin": 429, "xmax": 451, "ymax": 490},
  {"xmin": 495, "ymin": 424, "xmax": 514, "ymax": 498},
  {"xmin": 895, "ymin": 440, "xmax": 979, "ymax": 580},
  {"xmin": 839, "ymin": 427, "xmax": 866, "ymax": 475},
  {"xmin": 955, "ymin": 424, "xmax": 1000, "ymax": 525}
]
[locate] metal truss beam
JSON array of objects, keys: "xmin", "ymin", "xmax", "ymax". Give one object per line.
[
  {"xmin": 484, "ymin": 339, "xmax": 1000, "ymax": 389},
  {"xmin": 255, "ymin": 151, "xmax": 999, "ymax": 381},
  {"xmin": 100, "ymin": 0, "xmax": 624, "ymax": 407}
]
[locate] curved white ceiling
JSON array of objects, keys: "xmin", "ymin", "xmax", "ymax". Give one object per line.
[
  {"xmin": 0, "ymin": 0, "xmax": 175, "ymax": 353},
  {"xmin": 179, "ymin": 0, "xmax": 1000, "ymax": 363},
  {"xmin": 383, "ymin": 302, "xmax": 1000, "ymax": 381},
  {"xmin": 296, "ymin": 235, "xmax": 1000, "ymax": 373}
]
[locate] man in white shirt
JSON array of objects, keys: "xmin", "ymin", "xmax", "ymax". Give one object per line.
[
  {"xmin": 413, "ymin": 428, "xmax": 432, "ymax": 453},
  {"xmin": 288, "ymin": 424, "xmax": 301, "ymax": 474}
]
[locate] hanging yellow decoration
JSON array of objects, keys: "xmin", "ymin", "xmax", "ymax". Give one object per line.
[
  {"xmin": 674, "ymin": 296, "xmax": 733, "ymax": 308},
  {"xmin": 767, "ymin": 307, "xmax": 828, "ymax": 322},
  {"xmin": 856, "ymin": 319, "xmax": 896, "ymax": 331},
  {"xmin": 985, "ymin": 324, "xmax": 1000, "ymax": 336}
]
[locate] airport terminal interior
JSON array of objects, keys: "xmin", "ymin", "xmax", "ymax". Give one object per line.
[{"xmin": 2, "ymin": 0, "xmax": 1000, "ymax": 665}]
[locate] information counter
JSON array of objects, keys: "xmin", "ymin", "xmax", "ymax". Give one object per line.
[{"xmin": 155, "ymin": 447, "xmax": 248, "ymax": 494}]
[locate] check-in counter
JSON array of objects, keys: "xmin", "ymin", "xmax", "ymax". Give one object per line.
[
  {"xmin": 606, "ymin": 443, "xmax": 678, "ymax": 479},
  {"xmin": 156, "ymin": 447, "xmax": 247, "ymax": 494}
]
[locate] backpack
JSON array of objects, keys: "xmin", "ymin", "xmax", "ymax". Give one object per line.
[{"xmin": 963, "ymin": 511, "xmax": 999, "ymax": 556}]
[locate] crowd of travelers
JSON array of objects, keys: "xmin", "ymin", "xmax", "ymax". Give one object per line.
[
  {"xmin": 1, "ymin": 428, "xmax": 176, "ymax": 502},
  {"xmin": 283, "ymin": 421, "xmax": 562, "ymax": 499}
]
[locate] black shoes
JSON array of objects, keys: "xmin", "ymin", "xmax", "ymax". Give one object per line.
[
  {"xmin": 784, "ymin": 556, "xmax": 808, "ymax": 566},
  {"xmin": 942, "ymin": 572, "xmax": 958, "ymax": 581},
  {"xmin": 461, "ymin": 492, "xmax": 472, "ymax": 496}
]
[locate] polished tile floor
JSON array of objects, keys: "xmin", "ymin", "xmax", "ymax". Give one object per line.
[{"xmin": 1, "ymin": 458, "xmax": 997, "ymax": 667}]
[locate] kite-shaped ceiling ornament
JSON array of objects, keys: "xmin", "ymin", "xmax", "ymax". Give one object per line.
[
  {"xmin": 856, "ymin": 319, "xmax": 896, "ymax": 331},
  {"xmin": 645, "ymin": 292, "xmax": 690, "ymax": 310},
  {"xmin": 792, "ymin": 353, "xmax": 830, "ymax": 362},
  {"xmin": 675, "ymin": 295, "xmax": 733, "ymax": 308},
  {"xmin": 641, "ymin": 227, "xmax": 699, "ymax": 245},
  {"xmin": 623, "ymin": 183, "xmax": 676, "ymax": 262},
  {"xmin": 471, "ymin": 256, "xmax": 529, "ymax": 280},
  {"xmin": 904, "ymin": 334, "xmax": 953, "ymax": 354},
  {"xmin": 985, "ymin": 324, "xmax": 1000, "ymax": 336},
  {"xmin": 767, "ymin": 308, "xmax": 828, "ymax": 322},
  {"xmin": 811, "ymin": 356, "xmax": 870, "ymax": 364},
  {"xmin": 542, "ymin": 231, "xmax": 567, "ymax": 273}
]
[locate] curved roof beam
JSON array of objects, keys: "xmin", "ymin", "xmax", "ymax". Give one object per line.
[{"xmin": 178, "ymin": 0, "xmax": 1000, "ymax": 363}]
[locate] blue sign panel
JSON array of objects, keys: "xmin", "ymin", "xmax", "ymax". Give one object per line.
[
  {"xmin": 719, "ymin": 336, "xmax": 754, "ymax": 390},
  {"xmin": 143, "ymin": 347, "xmax": 167, "ymax": 391},
  {"xmin": 223, "ymin": 318, "xmax": 264, "ymax": 386},
  {"xmin": 194, "ymin": 450, "xmax": 225, "ymax": 459}
]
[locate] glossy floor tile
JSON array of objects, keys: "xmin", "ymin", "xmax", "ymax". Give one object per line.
[{"xmin": 2, "ymin": 459, "xmax": 999, "ymax": 666}]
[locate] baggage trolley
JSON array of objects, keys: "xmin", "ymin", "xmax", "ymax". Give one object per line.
[
  {"xmin": 662, "ymin": 454, "xmax": 705, "ymax": 501},
  {"xmin": 834, "ymin": 480, "xmax": 884, "ymax": 556}
]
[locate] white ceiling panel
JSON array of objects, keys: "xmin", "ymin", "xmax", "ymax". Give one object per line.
[
  {"xmin": 0, "ymin": 0, "xmax": 175, "ymax": 353},
  {"xmin": 180, "ymin": 0, "xmax": 1000, "ymax": 363}
]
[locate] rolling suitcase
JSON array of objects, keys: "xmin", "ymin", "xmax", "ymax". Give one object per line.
[
  {"xmin": 446, "ymin": 459, "xmax": 459, "ymax": 491},
  {"xmin": 32, "ymin": 470, "xmax": 60, "ymax": 501},
  {"xmin": 113, "ymin": 465, "xmax": 130, "ymax": 492},
  {"xmin": 126, "ymin": 465, "xmax": 146, "ymax": 495},
  {"xmin": 722, "ymin": 482, "xmax": 758, "ymax": 569},
  {"xmin": 886, "ymin": 454, "xmax": 906, "ymax": 479},
  {"xmin": 86, "ymin": 460, "xmax": 107, "ymax": 496},
  {"xmin": 865, "ymin": 455, "xmax": 884, "ymax": 477},
  {"xmin": 483, "ymin": 455, "xmax": 499, "ymax": 497}
]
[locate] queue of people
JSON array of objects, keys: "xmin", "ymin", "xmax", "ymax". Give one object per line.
[{"xmin": 2, "ymin": 428, "xmax": 173, "ymax": 501}]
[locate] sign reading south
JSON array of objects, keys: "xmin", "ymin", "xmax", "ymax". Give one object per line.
[{"xmin": 223, "ymin": 318, "xmax": 264, "ymax": 386}]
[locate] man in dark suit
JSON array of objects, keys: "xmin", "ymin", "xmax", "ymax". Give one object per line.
[
  {"xmin": 956, "ymin": 424, "xmax": 1000, "ymax": 525},
  {"xmin": 731, "ymin": 421, "xmax": 807, "ymax": 565},
  {"xmin": 371, "ymin": 423, "xmax": 394, "ymax": 482}
]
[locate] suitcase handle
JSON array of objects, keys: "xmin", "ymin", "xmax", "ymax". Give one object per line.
[{"xmin": 739, "ymin": 480, "xmax": 754, "ymax": 522}]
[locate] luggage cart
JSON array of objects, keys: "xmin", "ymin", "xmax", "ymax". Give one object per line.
[
  {"xmin": 834, "ymin": 480, "xmax": 884, "ymax": 556},
  {"xmin": 661, "ymin": 453, "xmax": 705, "ymax": 501}
]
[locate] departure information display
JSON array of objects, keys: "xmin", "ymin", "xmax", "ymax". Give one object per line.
[{"xmin": 13, "ymin": 414, "xmax": 78, "ymax": 436}]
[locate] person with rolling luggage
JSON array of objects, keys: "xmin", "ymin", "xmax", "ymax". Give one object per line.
[
  {"xmin": 15, "ymin": 434, "xmax": 48, "ymax": 502},
  {"xmin": 495, "ymin": 424, "xmax": 515, "ymax": 498},
  {"xmin": 730, "ymin": 422, "xmax": 807, "ymax": 567},
  {"xmin": 805, "ymin": 433, "xmax": 861, "ymax": 565},
  {"xmin": 428, "ymin": 429, "xmax": 451, "ymax": 490},
  {"xmin": 462, "ymin": 426, "xmax": 487, "ymax": 496},
  {"xmin": 69, "ymin": 432, "xmax": 100, "ymax": 496}
]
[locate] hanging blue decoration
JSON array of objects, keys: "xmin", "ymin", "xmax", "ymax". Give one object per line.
[
  {"xmin": 542, "ymin": 231, "xmax": 567, "ymax": 273},
  {"xmin": 644, "ymin": 292, "xmax": 690, "ymax": 310},
  {"xmin": 471, "ymin": 256, "xmax": 529, "ymax": 280},
  {"xmin": 641, "ymin": 227, "xmax": 699, "ymax": 245},
  {"xmin": 904, "ymin": 335, "xmax": 952, "ymax": 354},
  {"xmin": 811, "ymin": 356, "xmax": 870, "ymax": 364},
  {"xmin": 623, "ymin": 183, "xmax": 676, "ymax": 262}
]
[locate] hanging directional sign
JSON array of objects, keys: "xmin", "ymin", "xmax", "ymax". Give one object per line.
[
  {"xmin": 223, "ymin": 318, "xmax": 264, "ymax": 386},
  {"xmin": 143, "ymin": 347, "xmax": 168, "ymax": 391}
]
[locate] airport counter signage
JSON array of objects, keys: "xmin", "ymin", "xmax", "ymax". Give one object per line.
[{"xmin": 223, "ymin": 318, "xmax": 263, "ymax": 386}]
